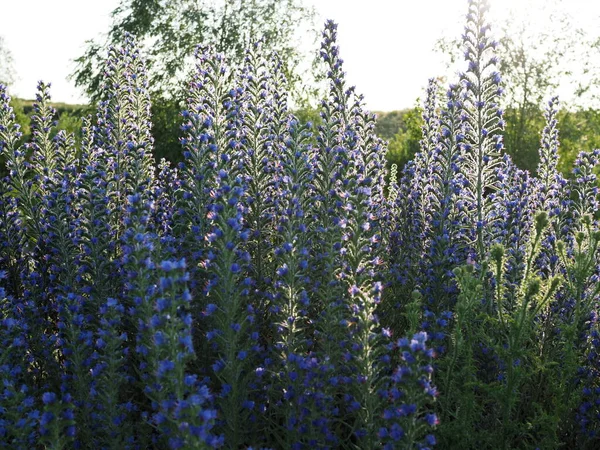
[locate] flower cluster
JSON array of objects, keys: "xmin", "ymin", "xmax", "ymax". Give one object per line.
[{"xmin": 0, "ymin": 0, "xmax": 599, "ymax": 448}]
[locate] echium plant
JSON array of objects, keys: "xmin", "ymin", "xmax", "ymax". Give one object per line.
[
  {"xmin": 337, "ymin": 84, "xmax": 386, "ymax": 448},
  {"xmin": 311, "ymin": 20, "xmax": 352, "ymax": 345},
  {"xmin": 98, "ymin": 33, "xmax": 156, "ymax": 221},
  {"xmin": 77, "ymin": 117, "xmax": 119, "ymax": 308},
  {"xmin": 393, "ymin": 79, "xmax": 441, "ymax": 302},
  {"xmin": 312, "ymin": 20, "xmax": 371, "ymax": 446},
  {"xmin": 378, "ymin": 332, "xmax": 439, "ymax": 450},
  {"xmin": 537, "ymin": 97, "xmax": 563, "ymax": 214},
  {"xmin": 236, "ymin": 42, "xmax": 278, "ymax": 299},
  {"xmin": 142, "ymin": 259, "xmax": 219, "ymax": 449},
  {"xmin": 269, "ymin": 116, "xmax": 322, "ymax": 447},
  {"xmin": 535, "ymin": 96, "xmax": 569, "ymax": 277},
  {"xmin": 0, "ymin": 88, "xmax": 40, "ymax": 449},
  {"xmin": 0, "ymin": 278, "xmax": 38, "ymax": 448},
  {"xmin": 300, "ymin": 22, "xmax": 358, "ymax": 447},
  {"xmin": 3, "ymin": 0, "xmax": 600, "ymax": 448},
  {"xmin": 309, "ymin": 21, "xmax": 437, "ymax": 449},
  {"xmin": 489, "ymin": 160, "xmax": 537, "ymax": 299},
  {"xmin": 385, "ymin": 80, "xmax": 462, "ymax": 331},
  {"xmin": 578, "ymin": 311, "xmax": 600, "ymax": 444},
  {"xmin": 178, "ymin": 46, "xmax": 256, "ymax": 447},
  {"xmin": 0, "ymin": 90, "xmax": 26, "ymax": 298},
  {"xmin": 460, "ymin": 0, "xmax": 505, "ymax": 260},
  {"xmin": 403, "ymin": 78, "xmax": 441, "ymax": 275},
  {"xmin": 1, "ymin": 83, "xmax": 62, "ymax": 396},
  {"xmin": 421, "ymin": 82, "xmax": 467, "ymax": 312}
]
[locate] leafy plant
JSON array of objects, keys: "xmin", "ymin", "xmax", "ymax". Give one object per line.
[{"xmin": 1, "ymin": 1, "xmax": 600, "ymax": 449}]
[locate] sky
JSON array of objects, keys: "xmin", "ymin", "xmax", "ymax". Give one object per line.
[{"xmin": 1, "ymin": 0, "xmax": 600, "ymax": 111}]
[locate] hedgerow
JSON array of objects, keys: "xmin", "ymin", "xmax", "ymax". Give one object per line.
[{"xmin": 1, "ymin": 0, "xmax": 599, "ymax": 448}]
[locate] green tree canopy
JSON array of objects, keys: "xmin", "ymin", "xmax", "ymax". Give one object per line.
[
  {"xmin": 374, "ymin": 110, "xmax": 408, "ymax": 140},
  {"xmin": 72, "ymin": 0, "xmax": 317, "ymax": 103},
  {"xmin": 434, "ymin": 0, "xmax": 600, "ymax": 173},
  {"xmin": 0, "ymin": 36, "xmax": 15, "ymax": 88},
  {"xmin": 384, "ymin": 106, "xmax": 423, "ymax": 171},
  {"xmin": 72, "ymin": 0, "xmax": 319, "ymax": 164}
]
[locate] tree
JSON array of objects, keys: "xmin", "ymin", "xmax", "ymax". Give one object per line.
[
  {"xmin": 385, "ymin": 106, "xmax": 423, "ymax": 171},
  {"xmin": 72, "ymin": 0, "xmax": 318, "ymax": 163},
  {"xmin": 374, "ymin": 110, "xmax": 409, "ymax": 140},
  {"xmin": 434, "ymin": 0, "xmax": 598, "ymax": 173},
  {"xmin": 72, "ymin": 0, "xmax": 317, "ymax": 102},
  {"xmin": 494, "ymin": 8, "xmax": 581, "ymax": 171},
  {"xmin": 556, "ymin": 108, "xmax": 600, "ymax": 175},
  {"xmin": 0, "ymin": 36, "xmax": 15, "ymax": 88}
]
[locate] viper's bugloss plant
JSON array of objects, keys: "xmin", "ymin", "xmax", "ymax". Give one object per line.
[{"xmin": 1, "ymin": 0, "xmax": 600, "ymax": 448}]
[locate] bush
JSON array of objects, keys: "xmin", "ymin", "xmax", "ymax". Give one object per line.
[
  {"xmin": 0, "ymin": 1, "xmax": 599, "ymax": 448},
  {"xmin": 385, "ymin": 105, "xmax": 423, "ymax": 171}
]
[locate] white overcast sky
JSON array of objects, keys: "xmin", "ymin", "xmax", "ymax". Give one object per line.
[{"xmin": 1, "ymin": 0, "xmax": 600, "ymax": 111}]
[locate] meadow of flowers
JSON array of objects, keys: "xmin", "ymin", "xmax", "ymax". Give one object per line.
[{"xmin": 0, "ymin": 0, "xmax": 599, "ymax": 448}]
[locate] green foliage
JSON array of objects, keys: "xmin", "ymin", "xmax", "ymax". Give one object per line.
[
  {"xmin": 16, "ymin": 99, "xmax": 92, "ymax": 142},
  {"xmin": 10, "ymin": 99, "xmax": 29, "ymax": 135},
  {"xmin": 385, "ymin": 105, "xmax": 423, "ymax": 170},
  {"xmin": 374, "ymin": 109, "xmax": 408, "ymax": 140},
  {"xmin": 72, "ymin": 0, "xmax": 317, "ymax": 103},
  {"xmin": 558, "ymin": 109, "xmax": 600, "ymax": 175},
  {"xmin": 0, "ymin": 36, "xmax": 14, "ymax": 87},
  {"xmin": 150, "ymin": 94, "xmax": 185, "ymax": 164},
  {"xmin": 72, "ymin": 0, "xmax": 320, "ymax": 169},
  {"xmin": 504, "ymin": 106, "xmax": 600, "ymax": 176},
  {"xmin": 500, "ymin": 106, "xmax": 600, "ymax": 177},
  {"xmin": 503, "ymin": 106, "xmax": 544, "ymax": 172},
  {"xmin": 293, "ymin": 104, "xmax": 322, "ymax": 128},
  {"xmin": 381, "ymin": 101, "xmax": 600, "ymax": 178},
  {"xmin": 3, "ymin": 2, "xmax": 600, "ymax": 449}
]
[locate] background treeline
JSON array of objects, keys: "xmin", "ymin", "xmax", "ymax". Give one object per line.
[
  {"xmin": 3, "ymin": 0, "xmax": 600, "ymax": 180},
  {"xmin": 6, "ymin": 97, "xmax": 600, "ymax": 180},
  {"xmin": 381, "ymin": 105, "xmax": 600, "ymax": 176}
]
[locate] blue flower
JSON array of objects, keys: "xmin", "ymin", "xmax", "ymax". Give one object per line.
[
  {"xmin": 158, "ymin": 360, "xmax": 175, "ymax": 377},
  {"xmin": 156, "ymin": 297, "xmax": 171, "ymax": 312},
  {"xmin": 42, "ymin": 392, "xmax": 57, "ymax": 405},
  {"xmin": 40, "ymin": 411, "xmax": 55, "ymax": 427},
  {"xmin": 154, "ymin": 331, "xmax": 166, "ymax": 346}
]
